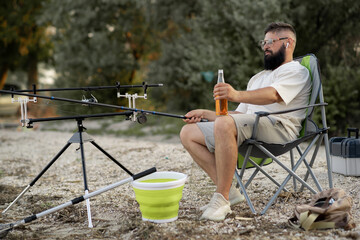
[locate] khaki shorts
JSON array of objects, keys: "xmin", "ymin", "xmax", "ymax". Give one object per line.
[{"xmin": 196, "ymin": 114, "xmax": 294, "ymax": 153}]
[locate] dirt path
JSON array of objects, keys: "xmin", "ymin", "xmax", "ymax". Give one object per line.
[{"xmin": 0, "ymin": 128, "xmax": 359, "ymax": 239}]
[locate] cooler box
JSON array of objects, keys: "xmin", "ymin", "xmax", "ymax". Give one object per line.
[{"xmin": 330, "ymin": 128, "xmax": 360, "ymax": 176}]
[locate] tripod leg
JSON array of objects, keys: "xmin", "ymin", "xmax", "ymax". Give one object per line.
[
  {"xmin": 0, "ymin": 167, "xmax": 156, "ymax": 238},
  {"xmin": 2, "ymin": 142, "xmax": 72, "ymax": 214},
  {"xmin": 85, "ymin": 190, "xmax": 93, "ymax": 228},
  {"xmin": 90, "ymin": 141, "xmax": 133, "ymax": 176},
  {"xmin": 78, "ymin": 131, "xmax": 93, "ymax": 228}
]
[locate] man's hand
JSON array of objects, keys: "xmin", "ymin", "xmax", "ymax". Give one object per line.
[
  {"xmin": 184, "ymin": 110, "xmax": 205, "ymax": 123},
  {"xmin": 184, "ymin": 109, "xmax": 216, "ymax": 123},
  {"xmin": 213, "ymin": 83, "xmax": 238, "ymax": 102}
]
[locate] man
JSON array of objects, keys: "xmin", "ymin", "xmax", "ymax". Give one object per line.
[{"xmin": 180, "ymin": 22, "xmax": 311, "ymax": 221}]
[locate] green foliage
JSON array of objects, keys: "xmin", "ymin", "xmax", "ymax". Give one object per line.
[
  {"xmin": 2, "ymin": 0, "xmax": 357, "ymax": 135},
  {"xmin": 147, "ymin": 0, "xmax": 360, "ymax": 135},
  {"xmin": 320, "ymin": 63, "xmax": 360, "ymax": 136},
  {"xmin": 0, "ymin": 0, "xmax": 52, "ymax": 88},
  {"xmin": 40, "ymin": 0, "xmax": 160, "ymax": 114}
]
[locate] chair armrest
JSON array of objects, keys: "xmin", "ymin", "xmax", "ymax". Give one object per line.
[
  {"xmin": 249, "ymin": 103, "xmax": 328, "ymax": 139},
  {"xmin": 254, "ymin": 103, "xmax": 328, "ymax": 117}
]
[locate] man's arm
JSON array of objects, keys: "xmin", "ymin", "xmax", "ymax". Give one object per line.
[
  {"xmin": 213, "ymin": 83, "xmax": 283, "ymax": 105},
  {"xmin": 184, "ymin": 82, "xmax": 282, "ymax": 123}
]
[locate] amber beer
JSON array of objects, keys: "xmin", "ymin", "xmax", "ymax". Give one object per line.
[{"xmin": 215, "ymin": 69, "xmax": 228, "ymax": 116}]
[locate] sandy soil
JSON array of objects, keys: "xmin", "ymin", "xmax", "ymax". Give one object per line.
[{"xmin": 0, "ymin": 124, "xmax": 359, "ymax": 240}]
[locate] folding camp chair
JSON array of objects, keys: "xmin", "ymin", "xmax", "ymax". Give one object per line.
[{"xmin": 234, "ymin": 53, "xmax": 333, "ymax": 215}]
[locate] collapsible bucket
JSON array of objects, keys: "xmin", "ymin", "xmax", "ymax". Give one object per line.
[{"xmin": 132, "ymin": 171, "xmax": 187, "ymax": 223}]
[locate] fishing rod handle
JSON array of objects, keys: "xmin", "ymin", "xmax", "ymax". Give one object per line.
[{"xmin": 133, "ymin": 167, "xmax": 157, "ymax": 180}]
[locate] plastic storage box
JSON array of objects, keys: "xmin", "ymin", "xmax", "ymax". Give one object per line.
[{"xmin": 330, "ymin": 128, "xmax": 360, "ymax": 176}]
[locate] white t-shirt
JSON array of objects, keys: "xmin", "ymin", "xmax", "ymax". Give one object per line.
[{"xmin": 234, "ymin": 61, "xmax": 311, "ymax": 138}]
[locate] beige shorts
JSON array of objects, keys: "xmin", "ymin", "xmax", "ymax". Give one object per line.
[{"xmin": 196, "ymin": 114, "xmax": 294, "ymax": 153}]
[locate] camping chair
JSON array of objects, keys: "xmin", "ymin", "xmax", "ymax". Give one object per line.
[{"xmin": 234, "ymin": 53, "xmax": 333, "ymax": 215}]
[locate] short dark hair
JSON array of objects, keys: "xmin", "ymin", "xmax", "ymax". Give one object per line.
[{"xmin": 264, "ymin": 22, "xmax": 296, "ymax": 38}]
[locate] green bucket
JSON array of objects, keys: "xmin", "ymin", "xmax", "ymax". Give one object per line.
[{"xmin": 132, "ymin": 171, "xmax": 187, "ymax": 223}]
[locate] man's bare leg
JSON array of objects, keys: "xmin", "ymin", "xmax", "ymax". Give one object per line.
[
  {"xmin": 180, "ymin": 123, "xmax": 217, "ymax": 184},
  {"xmin": 213, "ymin": 116, "xmax": 238, "ymax": 200}
]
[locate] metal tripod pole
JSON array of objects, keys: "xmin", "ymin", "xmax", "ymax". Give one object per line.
[
  {"xmin": 76, "ymin": 119, "xmax": 93, "ymax": 228},
  {"xmin": 2, "ymin": 118, "xmax": 135, "ymax": 225},
  {"xmin": 2, "ymin": 143, "xmax": 72, "ymax": 214},
  {"xmin": 0, "ymin": 167, "xmax": 156, "ymax": 238}
]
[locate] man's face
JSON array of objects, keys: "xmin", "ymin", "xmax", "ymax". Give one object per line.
[{"xmin": 263, "ymin": 32, "xmax": 287, "ymax": 70}]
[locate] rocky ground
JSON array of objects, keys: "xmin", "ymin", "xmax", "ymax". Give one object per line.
[{"xmin": 0, "ymin": 120, "xmax": 359, "ymax": 240}]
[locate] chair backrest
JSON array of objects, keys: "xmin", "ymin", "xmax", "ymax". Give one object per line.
[
  {"xmin": 294, "ymin": 54, "xmax": 322, "ymax": 136},
  {"xmin": 238, "ymin": 54, "xmax": 327, "ymax": 160}
]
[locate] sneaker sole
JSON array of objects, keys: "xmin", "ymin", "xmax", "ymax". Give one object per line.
[
  {"xmin": 200, "ymin": 209, "xmax": 232, "ymax": 221},
  {"xmin": 200, "ymin": 195, "xmax": 245, "ymax": 212}
]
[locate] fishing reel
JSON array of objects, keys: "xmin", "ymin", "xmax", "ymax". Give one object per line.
[
  {"xmin": 136, "ymin": 112, "xmax": 147, "ymax": 124},
  {"xmin": 117, "ymin": 82, "xmax": 148, "ymax": 124}
]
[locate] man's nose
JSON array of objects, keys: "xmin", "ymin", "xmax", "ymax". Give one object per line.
[{"xmin": 263, "ymin": 44, "xmax": 270, "ymax": 51}]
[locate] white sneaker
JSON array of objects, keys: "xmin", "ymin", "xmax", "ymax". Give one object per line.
[
  {"xmin": 199, "ymin": 185, "xmax": 245, "ymax": 211},
  {"xmin": 200, "ymin": 193, "xmax": 232, "ymax": 221}
]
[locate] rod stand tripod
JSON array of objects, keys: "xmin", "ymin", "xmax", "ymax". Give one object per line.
[{"xmin": 2, "ymin": 116, "xmax": 135, "ymax": 228}]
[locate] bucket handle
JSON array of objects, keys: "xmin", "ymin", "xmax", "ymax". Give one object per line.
[{"xmin": 347, "ymin": 128, "xmax": 359, "ymax": 138}]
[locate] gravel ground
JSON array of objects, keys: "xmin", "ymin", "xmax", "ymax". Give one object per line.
[{"xmin": 0, "ymin": 122, "xmax": 359, "ymax": 239}]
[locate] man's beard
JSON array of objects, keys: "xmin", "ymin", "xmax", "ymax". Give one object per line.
[{"xmin": 264, "ymin": 44, "xmax": 286, "ymax": 70}]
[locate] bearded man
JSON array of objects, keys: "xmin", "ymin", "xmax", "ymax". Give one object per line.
[{"xmin": 180, "ymin": 22, "xmax": 311, "ymax": 221}]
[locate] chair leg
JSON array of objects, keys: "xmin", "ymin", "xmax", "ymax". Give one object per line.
[
  {"xmin": 235, "ymin": 170, "xmax": 256, "ymax": 214},
  {"xmin": 244, "ymin": 158, "xmax": 264, "ymax": 188},
  {"xmin": 259, "ymin": 140, "xmax": 319, "ymax": 215},
  {"xmin": 259, "ymin": 146, "xmax": 317, "ymax": 192},
  {"xmin": 260, "ymin": 167, "xmax": 298, "ymax": 215},
  {"xmin": 297, "ymin": 137, "xmax": 323, "ymax": 192},
  {"xmin": 319, "ymin": 95, "xmax": 333, "ymax": 188},
  {"xmin": 245, "ymin": 158, "xmax": 289, "ymax": 192},
  {"xmin": 323, "ymin": 132, "xmax": 333, "ymax": 188},
  {"xmin": 290, "ymin": 150, "xmax": 297, "ymax": 191},
  {"xmin": 236, "ymin": 145, "xmax": 258, "ymax": 214}
]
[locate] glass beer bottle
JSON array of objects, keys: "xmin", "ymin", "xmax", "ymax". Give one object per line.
[{"xmin": 215, "ymin": 69, "xmax": 228, "ymax": 116}]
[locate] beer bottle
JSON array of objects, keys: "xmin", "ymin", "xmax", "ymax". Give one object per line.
[{"xmin": 215, "ymin": 69, "xmax": 228, "ymax": 116}]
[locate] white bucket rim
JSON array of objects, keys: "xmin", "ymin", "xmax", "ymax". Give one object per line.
[
  {"xmin": 142, "ymin": 216, "xmax": 178, "ymax": 223},
  {"xmin": 132, "ymin": 171, "xmax": 187, "ymax": 190}
]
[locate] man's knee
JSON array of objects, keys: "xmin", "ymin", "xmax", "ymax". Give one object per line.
[
  {"xmin": 180, "ymin": 124, "xmax": 205, "ymax": 148},
  {"xmin": 214, "ymin": 116, "xmax": 237, "ymax": 138},
  {"xmin": 180, "ymin": 124, "xmax": 195, "ymax": 147}
]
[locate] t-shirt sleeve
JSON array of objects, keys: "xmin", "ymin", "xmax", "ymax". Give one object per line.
[
  {"xmin": 235, "ymin": 103, "xmax": 247, "ymax": 113},
  {"xmin": 270, "ymin": 64, "xmax": 310, "ymax": 105},
  {"xmin": 234, "ymin": 76, "xmax": 255, "ymax": 113}
]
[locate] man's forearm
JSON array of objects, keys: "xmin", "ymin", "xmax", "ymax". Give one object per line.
[
  {"xmin": 234, "ymin": 87, "xmax": 283, "ymax": 105},
  {"xmin": 201, "ymin": 109, "xmax": 217, "ymax": 121}
]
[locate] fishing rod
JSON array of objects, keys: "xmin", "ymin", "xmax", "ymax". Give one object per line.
[
  {"xmin": 0, "ymin": 167, "xmax": 157, "ymax": 239},
  {"xmin": 0, "ymin": 89, "xmax": 208, "ymax": 127},
  {"xmin": 11, "ymin": 82, "xmax": 163, "ymax": 93},
  {"xmin": 10, "ymin": 82, "xmax": 161, "ymax": 122}
]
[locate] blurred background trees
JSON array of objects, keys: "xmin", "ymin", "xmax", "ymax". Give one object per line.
[
  {"xmin": 0, "ymin": 0, "xmax": 359, "ymax": 136},
  {"xmin": 0, "ymin": 0, "xmax": 52, "ymax": 90}
]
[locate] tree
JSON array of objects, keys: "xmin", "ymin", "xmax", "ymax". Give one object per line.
[
  {"xmin": 289, "ymin": 0, "xmax": 360, "ymax": 135},
  {"xmin": 146, "ymin": 0, "xmax": 360, "ymax": 135},
  {"xmin": 0, "ymin": 0, "xmax": 52, "ymax": 89},
  {"xmin": 40, "ymin": 0, "xmax": 160, "ymax": 114},
  {"xmin": 147, "ymin": 0, "xmax": 290, "ymax": 111},
  {"xmin": 35, "ymin": 0, "xmax": 359, "ymax": 134}
]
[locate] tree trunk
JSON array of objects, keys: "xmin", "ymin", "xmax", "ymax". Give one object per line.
[
  {"xmin": 0, "ymin": 64, "xmax": 9, "ymax": 90},
  {"xmin": 27, "ymin": 52, "xmax": 38, "ymax": 89}
]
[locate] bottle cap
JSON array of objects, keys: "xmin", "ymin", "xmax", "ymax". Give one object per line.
[{"xmin": 218, "ymin": 69, "xmax": 223, "ymax": 73}]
